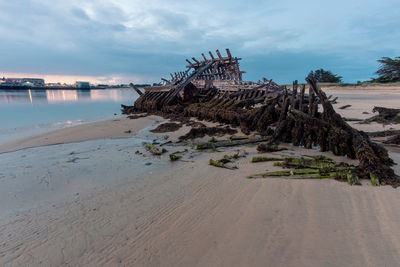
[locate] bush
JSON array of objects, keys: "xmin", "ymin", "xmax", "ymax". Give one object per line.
[
  {"xmin": 375, "ymin": 57, "xmax": 400, "ymax": 83},
  {"xmin": 308, "ymin": 69, "xmax": 342, "ymax": 83}
]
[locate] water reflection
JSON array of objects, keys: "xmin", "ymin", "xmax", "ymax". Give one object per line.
[
  {"xmin": 46, "ymin": 90, "xmax": 78, "ymax": 102},
  {"xmin": 0, "ymin": 88, "xmax": 138, "ymax": 144},
  {"xmin": 0, "ymin": 88, "xmax": 135, "ymax": 105}
]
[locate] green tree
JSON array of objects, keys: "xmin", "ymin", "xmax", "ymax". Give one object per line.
[
  {"xmin": 375, "ymin": 57, "xmax": 400, "ymax": 83},
  {"xmin": 308, "ymin": 69, "xmax": 342, "ymax": 83}
]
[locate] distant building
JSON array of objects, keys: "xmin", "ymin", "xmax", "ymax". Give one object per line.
[
  {"xmin": 4, "ymin": 78, "xmax": 45, "ymax": 87},
  {"xmin": 75, "ymin": 81, "xmax": 91, "ymax": 89}
]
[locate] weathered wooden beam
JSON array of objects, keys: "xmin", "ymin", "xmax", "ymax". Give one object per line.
[
  {"xmin": 218, "ymin": 66, "xmax": 225, "ymax": 80},
  {"xmin": 201, "ymin": 53, "xmax": 208, "ymax": 61},
  {"xmin": 186, "ymin": 59, "xmax": 195, "ymax": 68},
  {"xmin": 192, "ymin": 57, "xmax": 200, "ymax": 64},
  {"xmin": 299, "ymin": 84, "xmax": 306, "ymax": 111},
  {"xmin": 226, "ymin": 48, "xmax": 232, "ymax": 59},
  {"xmin": 161, "ymin": 78, "xmax": 171, "ymax": 85},
  {"xmin": 129, "ymin": 83, "xmax": 143, "ymax": 96},
  {"xmin": 209, "ymin": 51, "xmax": 215, "ymax": 60},
  {"xmin": 216, "ymin": 49, "xmax": 223, "ymax": 60},
  {"xmin": 229, "ymin": 84, "xmax": 266, "ymax": 98},
  {"xmin": 290, "ymin": 80, "xmax": 298, "ymax": 110}
]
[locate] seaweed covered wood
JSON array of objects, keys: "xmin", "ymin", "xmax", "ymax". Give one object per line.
[{"xmin": 122, "ymin": 49, "xmax": 399, "ymax": 187}]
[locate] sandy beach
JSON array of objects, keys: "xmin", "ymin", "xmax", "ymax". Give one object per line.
[{"xmin": 1, "ymin": 87, "xmax": 400, "ymax": 266}]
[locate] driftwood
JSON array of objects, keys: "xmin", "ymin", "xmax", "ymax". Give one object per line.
[
  {"xmin": 383, "ymin": 135, "xmax": 400, "ymax": 145},
  {"xmin": 129, "ymin": 83, "xmax": 143, "ymax": 96},
  {"xmin": 367, "ymin": 129, "xmax": 400, "ymax": 137},
  {"xmin": 178, "ymin": 126, "xmax": 237, "ymax": 140},
  {"xmin": 361, "ymin": 106, "xmax": 400, "ymax": 124},
  {"xmin": 339, "ymin": 104, "xmax": 351, "ymax": 109},
  {"xmin": 195, "ymin": 137, "xmax": 270, "ymax": 150},
  {"xmin": 122, "ymin": 50, "xmax": 399, "ymax": 187}
]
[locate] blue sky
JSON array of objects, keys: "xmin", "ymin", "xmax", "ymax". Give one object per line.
[{"xmin": 0, "ymin": 0, "xmax": 399, "ymax": 84}]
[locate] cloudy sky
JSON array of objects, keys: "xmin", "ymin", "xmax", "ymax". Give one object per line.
[{"xmin": 0, "ymin": 0, "xmax": 399, "ymax": 84}]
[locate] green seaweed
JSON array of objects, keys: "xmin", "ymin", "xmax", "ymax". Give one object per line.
[
  {"xmin": 230, "ymin": 135, "xmax": 249, "ymax": 141},
  {"xmin": 144, "ymin": 143, "xmax": 166, "ymax": 156},
  {"xmin": 249, "ymin": 155, "xmax": 361, "ymax": 182},
  {"xmin": 251, "ymin": 156, "xmax": 282, "ymax": 163},
  {"xmin": 346, "ymin": 171, "xmax": 361, "ymax": 185},
  {"xmin": 209, "ymin": 159, "xmax": 236, "ymax": 169},
  {"xmin": 370, "ymin": 173, "xmax": 380, "ymax": 186},
  {"xmin": 275, "ymin": 157, "xmax": 335, "ymax": 169},
  {"xmin": 305, "ymin": 155, "xmax": 333, "ymax": 162},
  {"xmin": 209, "ymin": 152, "xmax": 244, "ymax": 169},
  {"xmin": 257, "ymin": 143, "xmax": 287, "ymax": 152},
  {"xmin": 169, "ymin": 153, "xmax": 182, "ymax": 161},
  {"xmin": 247, "ymin": 170, "xmax": 292, "ymax": 179},
  {"xmin": 195, "ymin": 142, "xmax": 217, "ymax": 151},
  {"xmin": 292, "ymin": 169, "xmax": 319, "ymax": 175}
]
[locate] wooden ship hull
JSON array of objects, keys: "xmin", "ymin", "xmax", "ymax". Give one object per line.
[
  {"xmin": 123, "ymin": 49, "xmax": 400, "ymax": 187},
  {"xmin": 129, "ymin": 49, "xmax": 287, "ymax": 113}
]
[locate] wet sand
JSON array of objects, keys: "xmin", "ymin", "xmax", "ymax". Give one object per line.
[
  {"xmin": 0, "ymin": 115, "xmax": 164, "ymax": 154},
  {"xmin": 1, "ymin": 87, "xmax": 400, "ymax": 266}
]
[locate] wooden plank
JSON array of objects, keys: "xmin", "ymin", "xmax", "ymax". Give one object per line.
[
  {"xmin": 208, "ymin": 51, "xmax": 215, "ymax": 60},
  {"xmin": 216, "ymin": 49, "xmax": 223, "ymax": 60},
  {"xmin": 201, "ymin": 53, "xmax": 208, "ymax": 61},
  {"xmin": 290, "ymin": 80, "xmax": 298, "ymax": 110},
  {"xmin": 228, "ymin": 84, "xmax": 266, "ymax": 98},
  {"xmin": 161, "ymin": 78, "xmax": 171, "ymax": 85},
  {"xmin": 129, "ymin": 83, "xmax": 143, "ymax": 95},
  {"xmin": 192, "ymin": 57, "xmax": 200, "ymax": 64},
  {"xmin": 186, "ymin": 59, "xmax": 195, "ymax": 68},
  {"xmin": 226, "ymin": 48, "xmax": 232, "ymax": 59}
]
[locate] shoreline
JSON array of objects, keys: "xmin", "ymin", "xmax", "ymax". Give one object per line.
[
  {"xmin": 1, "ymin": 86, "xmax": 400, "ymax": 154},
  {"xmin": 0, "ymin": 115, "xmax": 165, "ymax": 154}
]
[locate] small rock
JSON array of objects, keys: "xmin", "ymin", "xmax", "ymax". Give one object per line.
[{"xmin": 145, "ymin": 162, "xmax": 152, "ymax": 166}]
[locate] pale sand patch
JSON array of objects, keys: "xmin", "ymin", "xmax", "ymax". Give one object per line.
[
  {"xmin": 322, "ymin": 84, "xmax": 400, "ymax": 95},
  {"xmin": 322, "ymin": 86, "xmax": 400, "ymax": 133}
]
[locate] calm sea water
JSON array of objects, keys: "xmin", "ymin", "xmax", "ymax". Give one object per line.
[{"xmin": 0, "ymin": 89, "xmax": 139, "ymax": 143}]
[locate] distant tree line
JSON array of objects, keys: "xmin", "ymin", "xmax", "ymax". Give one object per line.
[
  {"xmin": 308, "ymin": 69, "xmax": 343, "ymax": 83},
  {"xmin": 308, "ymin": 55, "xmax": 400, "ymax": 84},
  {"xmin": 374, "ymin": 57, "xmax": 400, "ymax": 83}
]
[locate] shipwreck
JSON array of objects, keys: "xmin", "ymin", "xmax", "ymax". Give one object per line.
[{"xmin": 122, "ymin": 49, "xmax": 400, "ymax": 187}]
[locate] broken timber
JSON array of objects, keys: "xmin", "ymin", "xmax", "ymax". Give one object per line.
[{"xmin": 122, "ymin": 49, "xmax": 400, "ymax": 187}]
